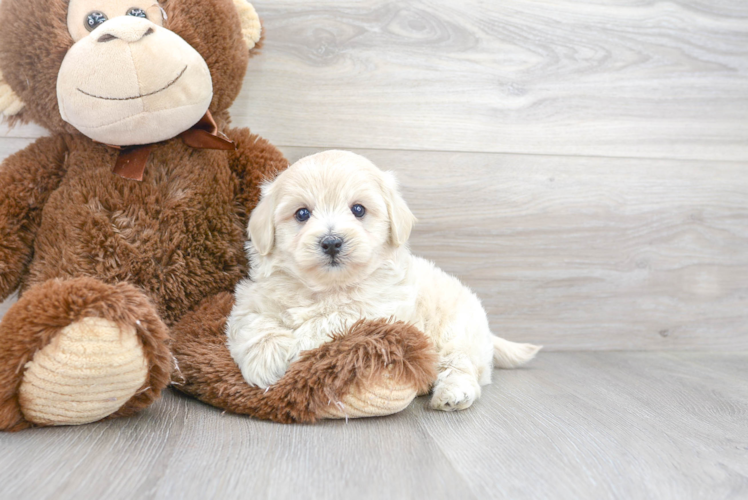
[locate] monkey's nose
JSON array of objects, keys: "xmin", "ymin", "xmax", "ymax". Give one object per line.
[
  {"xmin": 95, "ymin": 17, "xmax": 156, "ymax": 43},
  {"xmin": 98, "ymin": 28, "xmax": 154, "ymax": 43}
]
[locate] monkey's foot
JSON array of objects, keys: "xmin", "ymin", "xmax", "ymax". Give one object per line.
[
  {"xmin": 18, "ymin": 318, "xmax": 149, "ymax": 426},
  {"xmin": 0, "ymin": 277, "xmax": 171, "ymax": 431}
]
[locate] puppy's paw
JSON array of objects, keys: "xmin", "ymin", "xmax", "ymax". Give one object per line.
[
  {"xmin": 230, "ymin": 331, "xmax": 299, "ymax": 389},
  {"xmin": 429, "ymin": 372, "xmax": 480, "ymax": 412}
]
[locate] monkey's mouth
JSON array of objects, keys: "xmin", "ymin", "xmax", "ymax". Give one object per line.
[{"xmin": 76, "ymin": 65, "xmax": 188, "ymax": 101}]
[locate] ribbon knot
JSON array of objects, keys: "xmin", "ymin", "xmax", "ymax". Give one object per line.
[{"xmin": 110, "ymin": 110, "xmax": 236, "ymax": 181}]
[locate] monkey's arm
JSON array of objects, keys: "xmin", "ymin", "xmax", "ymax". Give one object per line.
[
  {"xmin": 0, "ymin": 135, "xmax": 68, "ymax": 300},
  {"xmin": 225, "ymin": 127, "xmax": 288, "ymax": 226}
]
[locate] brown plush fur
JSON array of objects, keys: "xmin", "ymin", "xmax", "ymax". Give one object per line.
[
  {"xmin": 9, "ymin": 131, "xmax": 285, "ymax": 326},
  {"xmin": 0, "ymin": 278, "xmax": 171, "ymax": 432},
  {"xmin": 0, "ymin": 0, "xmax": 438, "ymax": 430},
  {"xmin": 170, "ymin": 293, "xmax": 437, "ymax": 423},
  {"xmin": 0, "ymin": 136, "xmax": 69, "ymax": 296}
]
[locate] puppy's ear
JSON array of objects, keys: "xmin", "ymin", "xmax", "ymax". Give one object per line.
[
  {"xmin": 382, "ymin": 172, "xmax": 417, "ymax": 247},
  {"xmin": 248, "ymin": 183, "xmax": 276, "ymax": 256}
]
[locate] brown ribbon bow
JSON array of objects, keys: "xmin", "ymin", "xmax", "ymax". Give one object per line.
[{"xmin": 110, "ymin": 110, "xmax": 236, "ymax": 181}]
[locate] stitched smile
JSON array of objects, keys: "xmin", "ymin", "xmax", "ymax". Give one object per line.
[{"xmin": 77, "ymin": 65, "xmax": 188, "ymax": 101}]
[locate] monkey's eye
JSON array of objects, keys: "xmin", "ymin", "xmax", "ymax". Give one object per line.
[
  {"xmin": 85, "ymin": 11, "xmax": 108, "ymax": 31},
  {"xmin": 295, "ymin": 208, "xmax": 311, "ymax": 223},
  {"xmin": 127, "ymin": 8, "xmax": 148, "ymax": 18},
  {"xmin": 351, "ymin": 204, "xmax": 366, "ymax": 218}
]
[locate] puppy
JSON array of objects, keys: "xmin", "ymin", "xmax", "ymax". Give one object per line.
[{"xmin": 227, "ymin": 150, "xmax": 541, "ymax": 411}]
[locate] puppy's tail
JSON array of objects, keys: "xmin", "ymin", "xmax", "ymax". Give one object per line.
[{"xmin": 492, "ymin": 336, "xmax": 542, "ymax": 369}]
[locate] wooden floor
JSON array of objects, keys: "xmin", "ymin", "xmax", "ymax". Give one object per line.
[
  {"xmin": 1, "ymin": 0, "xmax": 747, "ymax": 498},
  {"xmin": 1, "ymin": 352, "xmax": 746, "ymax": 500}
]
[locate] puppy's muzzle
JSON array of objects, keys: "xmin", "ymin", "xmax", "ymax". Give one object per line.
[{"xmin": 320, "ymin": 235, "xmax": 344, "ymax": 259}]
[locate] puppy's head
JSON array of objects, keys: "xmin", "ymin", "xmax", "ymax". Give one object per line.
[{"xmin": 249, "ymin": 150, "xmax": 416, "ymax": 288}]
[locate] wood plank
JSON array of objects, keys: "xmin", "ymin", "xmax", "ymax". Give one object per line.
[
  {"xmin": 149, "ymin": 402, "xmax": 472, "ymax": 500},
  {"xmin": 226, "ymin": 0, "xmax": 748, "ymax": 161},
  {"xmin": 1, "ymin": 122, "xmax": 47, "ymax": 139},
  {"xmin": 0, "ymin": 137, "xmax": 35, "ymax": 157},
  {"xmin": 0, "ymin": 294, "xmax": 16, "ymax": 320},
  {"xmin": 2, "ymin": 1, "xmax": 748, "ymax": 161},
  {"xmin": 0, "ymin": 352, "xmax": 745, "ymax": 499},
  {"xmin": 0, "ymin": 389, "xmax": 471, "ymax": 500},
  {"xmin": 417, "ymin": 351, "xmax": 748, "ymax": 500},
  {"xmin": 277, "ymin": 147, "xmax": 748, "ymax": 350}
]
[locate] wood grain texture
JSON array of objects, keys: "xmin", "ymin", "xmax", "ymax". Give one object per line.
[
  {"xmin": 418, "ymin": 351, "xmax": 748, "ymax": 500},
  {"xmin": 0, "ymin": 352, "xmax": 745, "ymax": 500},
  {"xmin": 226, "ymin": 0, "xmax": 748, "ymax": 161},
  {"xmin": 278, "ymin": 146, "xmax": 748, "ymax": 350}
]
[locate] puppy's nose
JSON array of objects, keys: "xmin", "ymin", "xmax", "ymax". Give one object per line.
[{"xmin": 320, "ymin": 235, "xmax": 344, "ymax": 258}]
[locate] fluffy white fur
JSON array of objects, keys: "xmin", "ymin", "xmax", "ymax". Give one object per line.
[{"xmin": 227, "ymin": 150, "xmax": 541, "ymax": 411}]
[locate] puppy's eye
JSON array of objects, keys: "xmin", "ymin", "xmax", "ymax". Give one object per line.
[
  {"xmin": 85, "ymin": 11, "xmax": 108, "ymax": 31},
  {"xmin": 351, "ymin": 204, "xmax": 366, "ymax": 218},
  {"xmin": 295, "ymin": 208, "xmax": 311, "ymax": 222}
]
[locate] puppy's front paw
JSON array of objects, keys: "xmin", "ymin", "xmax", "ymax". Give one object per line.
[
  {"xmin": 230, "ymin": 331, "xmax": 298, "ymax": 389},
  {"xmin": 429, "ymin": 372, "xmax": 480, "ymax": 412}
]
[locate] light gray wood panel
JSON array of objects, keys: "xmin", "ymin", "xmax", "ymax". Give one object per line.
[
  {"xmin": 418, "ymin": 351, "xmax": 748, "ymax": 500},
  {"xmin": 1, "ymin": 122, "xmax": 46, "ymax": 139},
  {"xmin": 150, "ymin": 405, "xmax": 470, "ymax": 500},
  {"xmin": 0, "ymin": 137, "xmax": 35, "ymax": 158},
  {"xmin": 0, "ymin": 352, "xmax": 746, "ymax": 500},
  {"xmin": 0, "ymin": 389, "xmax": 471, "ymax": 500},
  {"xmin": 278, "ymin": 146, "xmax": 748, "ymax": 350},
  {"xmin": 225, "ymin": 0, "xmax": 748, "ymax": 161},
  {"xmin": 0, "ymin": 294, "xmax": 16, "ymax": 319}
]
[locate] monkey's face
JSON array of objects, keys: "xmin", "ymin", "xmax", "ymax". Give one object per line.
[
  {"xmin": 0, "ymin": 0, "xmax": 255, "ymax": 139},
  {"xmin": 57, "ymin": 0, "xmax": 213, "ymax": 146}
]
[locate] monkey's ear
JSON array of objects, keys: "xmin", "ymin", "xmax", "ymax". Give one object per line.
[
  {"xmin": 0, "ymin": 69, "xmax": 25, "ymax": 118},
  {"xmin": 233, "ymin": 0, "xmax": 262, "ymax": 51}
]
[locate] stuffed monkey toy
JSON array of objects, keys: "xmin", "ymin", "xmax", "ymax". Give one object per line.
[{"xmin": 0, "ymin": 0, "xmax": 436, "ymax": 431}]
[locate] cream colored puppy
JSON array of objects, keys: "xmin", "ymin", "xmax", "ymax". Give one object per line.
[{"xmin": 227, "ymin": 150, "xmax": 541, "ymax": 411}]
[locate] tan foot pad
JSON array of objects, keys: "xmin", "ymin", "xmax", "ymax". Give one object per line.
[
  {"xmin": 18, "ymin": 317, "xmax": 148, "ymax": 426},
  {"xmin": 317, "ymin": 373, "xmax": 417, "ymax": 420}
]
